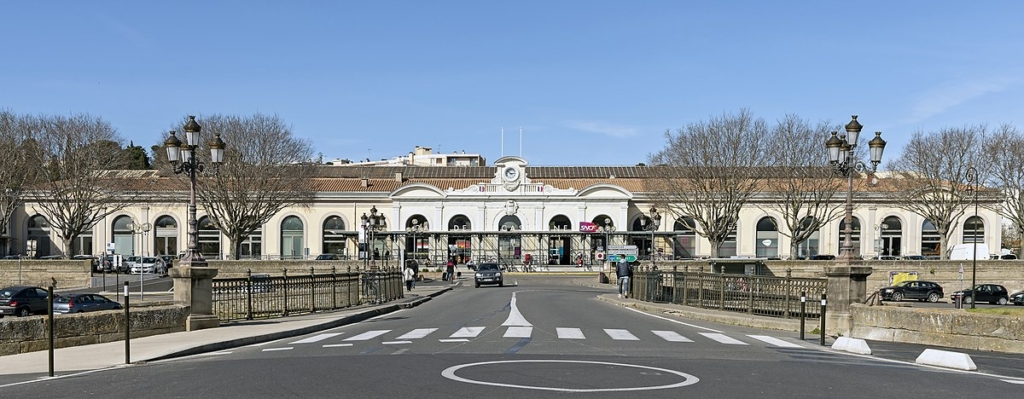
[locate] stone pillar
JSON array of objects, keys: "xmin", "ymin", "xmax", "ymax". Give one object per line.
[
  {"xmin": 824, "ymin": 265, "xmax": 872, "ymax": 337},
  {"xmin": 170, "ymin": 266, "xmax": 220, "ymax": 331}
]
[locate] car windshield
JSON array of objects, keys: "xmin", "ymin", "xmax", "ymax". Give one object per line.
[
  {"xmin": 478, "ymin": 264, "xmax": 500, "ymax": 271},
  {"xmin": 55, "ymin": 296, "xmax": 72, "ymax": 303},
  {"xmin": 893, "ymin": 281, "xmax": 911, "ymax": 287},
  {"xmin": 142, "ymin": 257, "xmax": 158, "ymax": 264}
]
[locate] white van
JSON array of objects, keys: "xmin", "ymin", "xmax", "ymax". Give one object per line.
[{"xmin": 949, "ymin": 243, "xmax": 990, "ymax": 260}]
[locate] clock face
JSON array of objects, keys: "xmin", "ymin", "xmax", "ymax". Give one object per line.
[{"xmin": 503, "ymin": 166, "xmax": 519, "ymax": 181}]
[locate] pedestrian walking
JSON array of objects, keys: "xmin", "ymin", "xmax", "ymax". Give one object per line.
[
  {"xmin": 404, "ymin": 263, "xmax": 416, "ymax": 291},
  {"xmin": 616, "ymin": 258, "xmax": 632, "ymax": 298},
  {"xmin": 410, "ymin": 259, "xmax": 420, "ymax": 289},
  {"xmin": 446, "ymin": 257, "xmax": 456, "ymax": 284}
]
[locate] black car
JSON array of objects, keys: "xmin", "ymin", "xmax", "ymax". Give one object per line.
[
  {"xmin": 950, "ymin": 284, "xmax": 1010, "ymax": 305},
  {"xmin": 474, "ymin": 263, "xmax": 504, "ymax": 288},
  {"xmin": 1011, "ymin": 290, "xmax": 1024, "ymax": 306},
  {"xmin": 0, "ymin": 286, "xmax": 51, "ymax": 317},
  {"xmin": 315, "ymin": 253, "xmax": 340, "ymax": 260},
  {"xmin": 54, "ymin": 293, "xmax": 122, "ymax": 314},
  {"xmin": 880, "ymin": 280, "xmax": 944, "ymax": 303}
]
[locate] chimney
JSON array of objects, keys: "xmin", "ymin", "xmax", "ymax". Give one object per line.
[
  {"xmin": 361, "ymin": 177, "xmax": 369, "ymax": 188},
  {"xmin": 395, "ymin": 171, "xmax": 403, "ymax": 182}
]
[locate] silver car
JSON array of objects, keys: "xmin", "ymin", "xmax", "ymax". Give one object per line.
[
  {"xmin": 130, "ymin": 257, "xmax": 167, "ymax": 275},
  {"xmin": 54, "ymin": 293, "xmax": 122, "ymax": 314}
]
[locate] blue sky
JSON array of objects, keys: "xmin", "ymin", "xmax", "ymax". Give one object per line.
[{"xmin": 2, "ymin": 1, "xmax": 1021, "ymax": 166}]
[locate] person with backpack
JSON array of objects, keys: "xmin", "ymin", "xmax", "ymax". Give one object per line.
[
  {"xmin": 616, "ymin": 258, "xmax": 633, "ymax": 298},
  {"xmin": 446, "ymin": 257, "xmax": 457, "ymax": 284}
]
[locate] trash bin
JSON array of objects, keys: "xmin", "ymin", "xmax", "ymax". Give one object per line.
[
  {"xmin": 598, "ymin": 272, "xmax": 609, "ymax": 284},
  {"xmin": 952, "ymin": 293, "xmax": 963, "ymax": 309}
]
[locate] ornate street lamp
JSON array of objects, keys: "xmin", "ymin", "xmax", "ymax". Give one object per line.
[
  {"xmin": 164, "ymin": 116, "xmax": 226, "ymax": 268},
  {"xmin": 125, "ymin": 220, "xmax": 152, "ymax": 257},
  {"xmin": 966, "ymin": 166, "xmax": 980, "ymax": 309},
  {"xmin": 825, "ymin": 115, "xmax": 886, "ymax": 263},
  {"xmin": 360, "ymin": 206, "xmax": 386, "ymax": 270},
  {"xmin": 640, "ymin": 207, "xmax": 662, "ymax": 269},
  {"xmin": 599, "ymin": 217, "xmax": 616, "ymax": 260}
]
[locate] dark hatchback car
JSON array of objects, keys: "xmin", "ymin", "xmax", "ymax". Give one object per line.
[
  {"xmin": 315, "ymin": 253, "xmax": 340, "ymax": 260},
  {"xmin": 54, "ymin": 293, "xmax": 122, "ymax": 314},
  {"xmin": 880, "ymin": 280, "xmax": 944, "ymax": 303},
  {"xmin": 1010, "ymin": 290, "xmax": 1023, "ymax": 306},
  {"xmin": 474, "ymin": 263, "xmax": 504, "ymax": 288},
  {"xmin": 950, "ymin": 284, "xmax": 1010, "ymax": 305},
  {"xmin": 0, "ymin": 286, "xmax": 51, "ymax": 317}
]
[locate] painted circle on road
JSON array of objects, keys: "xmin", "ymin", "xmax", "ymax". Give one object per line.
[{"xmin": 440, "ymin": 359, "xmax": 699, "ymax": 393}]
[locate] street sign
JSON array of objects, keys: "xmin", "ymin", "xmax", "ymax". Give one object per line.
[
  {"xmin": 607, "ymin": 245, "xmax": 638, "ymax": 256},
  {"xmin": 607, "ymin": 254, "xmax": 637, "ymax": 263}
]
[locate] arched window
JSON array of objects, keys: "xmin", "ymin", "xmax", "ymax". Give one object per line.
[
  {"xmin": 240, "ymin": 227, "xmax": 262, "ymax": 259},
  {"xmin": 498, "ymin": 215, "xmax": 522, "ymax": 262},
  {"xmin": 837, "ymin": 216, "xmax": 861, "ymax": 258},
  {"xmin": 153, "ymin": 216, "xmax": 178, "ymax": 257},
  {"xmin": 756, "ymin": 217, "xmax": 779, "ymax": 258},
  {"xmin": 921, "ymin": 220, "xmax": 940, "ymax": 258},
  {"xmin": 796, "ymin": 217, "xmax": 820, "ymax": 259},
  {"xmin": 547, "ymin": 215, "xmax": 572, "ymax": 265},
  {"xmin": 112, "ymin": 215, "xmax": 134, "ymax": 256},
  {"xmin": 406, "ymin": 215, "xmax": 429, "ymax": 261},
  {"xmin": 198, "ymin": 216, "xmax": 221, "ymax": 260},
  {"xmin": 591, "ymin": 215, "xmax": 616, "ymax": 259},
  {"xmin": 880, "ymin": 216, "xmax": 903, "ymax": 257},
  {"xmin": 281, "ymin": 216, "xmax": 304, "ymax": 260},
  {"xmin": 673, "ymin": 217, "xmax": 696, "ymax": 259},
  {"xmin": 448, "ymin": 215, "xmax": 472, "ymax": 264},
  {"xmin": 322, "ymin": 215, "xmax": 347, "ymax": 257},
  {"xmin": 27, "ymin": 215, "xmax": 52, "ymax": 258},
  {"xmin": 963, "ymin": 216, "xmax": 984, "ymax": 244}
]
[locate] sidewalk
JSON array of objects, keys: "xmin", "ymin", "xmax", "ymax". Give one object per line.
[{"xmin": 0, "ymin": 283, "xmax": 452, "ymax": 378}]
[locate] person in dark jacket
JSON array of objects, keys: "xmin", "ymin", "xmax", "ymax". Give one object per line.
[{"xmin": 615, "ymin": 258, "xmax": 632, "ymax": 298}]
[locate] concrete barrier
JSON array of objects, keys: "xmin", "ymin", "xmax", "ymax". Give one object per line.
[
  {"xmin": 915, "ymin": 349, "xmax": 977, "ymax": 370},
  {"xmin": 850, "ymin": 303, "xmax": 1024, "ymax": 354},
  {"xmin": 831, "ymin": 337, "xmax": 872, "ymax": 355}
]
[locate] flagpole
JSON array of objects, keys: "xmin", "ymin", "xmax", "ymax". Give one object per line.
[{"xmin": 501, "ymin": 126, "xmax": 504, "ymax": 157}]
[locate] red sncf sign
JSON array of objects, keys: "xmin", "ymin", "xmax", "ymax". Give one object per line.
[{"xmin": 578, "ymin": 222, "xmax": 598, "ymax": 233}]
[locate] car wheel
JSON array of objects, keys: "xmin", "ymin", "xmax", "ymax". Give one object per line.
[
  {"xmin": 997, "ymin": 297, "xmax": 1008, "ymax": 305},
  {"xmin": 475, "ymin": 283, "xmax": 480, "ymax": 288},
  {"xmin": 499, "ymin": 281, "xmax": 504, "ymax": 287},
  {"xmin": 892, "ymin": 292, "xmax": 903, "ymax": 301},
  {"xmin": 16, "ymin": 307, "xmax": 31, "ymax": 317},
  {"xmin": 927, "ymin": 292, "xmax": 940, "ymax": 303},
  {"xmin": 963, "ymin": 296, "xmax": 973, "ymax": 304}
]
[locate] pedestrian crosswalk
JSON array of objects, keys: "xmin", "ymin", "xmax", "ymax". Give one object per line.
[{"xmin": 268, "ymin": 327, "xmax": 807, "ymax": 351}]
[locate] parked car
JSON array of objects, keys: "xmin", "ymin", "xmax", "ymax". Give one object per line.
[
  {"xmin": 474, "ymin": 263, "xmax": 504, "ymax": 288},
  {"xmin": 71, "ymin": 255, "xmax": 99, "ymax": 270},
  {"xmin": 1000, "ymin": 254, "xmax": 1018, "ymax": 260},
  {"xmin": 950, "ymin": 284, "xmax": 1010, "ymax": 305},
  {"xmin": 130, "ymin": 257, "xmax": 167, "ymax": 275},
  {"xmin": 158, "ymin": 255, "xmax": 177, "ymax": 269},
  {"xmin": 902, "ymin": 255, "xmax": 927, "ymax": 260},
  {"xmin": 880, "ymin": 280, "xmax": 944, "ymax": 302},
  {"xmin": 1011, "ymin": 291, "xmax": 1024, "ymax": 306},
  {"xmin": 0, "ymin": 286, "xmax": 51, "ymax": 317},
  {"xmin": 315, "ymin": 253, "xmax": 340, "ymax": 260},
  {"xmin": 53, "ymin": 293, "xmax": 122, "ymax": 314}
]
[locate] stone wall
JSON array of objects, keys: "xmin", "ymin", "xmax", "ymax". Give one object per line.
[
  {"xmin": 0, "ymin": 260, "xmax": 92, "ymax": 289},
  {"xmin": 650, "ymin": 260, "xmax": 1024, "ymax": 293},
  {"xmin": 208, "ymin": 260, "xmax": 389, "ymax": 278},
  {"xmin": 850, "ymin": 303, "xmax": 1024, "ymax": 353},
  {"xmin": 0, "ymin": 304, "xmax": 187, "ymax": 356}
]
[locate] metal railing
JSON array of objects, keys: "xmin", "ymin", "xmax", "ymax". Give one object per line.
[
  {"xmin": 630, "ymin": 266, "xmax": 827, "ymax": 319},
  {"xmin": 211, "ymin": 267, "xmax": 403, "ymax": 322}
]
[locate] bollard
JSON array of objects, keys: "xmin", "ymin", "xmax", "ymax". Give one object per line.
[
  {"xmin": 124, "ymin": 281, "xmax": 131, "ymax": 364},
  {"xmin": 246, "ymin": 269, "xmax": 254, "ymax": 320},
  {"xmin": 48, "ymin": 285, "xmax": 55, "ymax": 377},
  {"xmin": 310, "ymin": 267, "xmax": 316, "ymax": 312},
  {"xmin": 799, "ymin": 291, "xmax": 806, "ymax": 340},
  {"xmin": 819, "ymin": 292, "xmax": 827, "ymax": 346}
]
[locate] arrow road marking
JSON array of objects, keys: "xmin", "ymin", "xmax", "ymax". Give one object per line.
[{"xmin": 501, "ymin": 292, "xmax": 533, "ymax": 327}]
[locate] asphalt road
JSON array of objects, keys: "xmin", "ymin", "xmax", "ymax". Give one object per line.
[{"xmin": 5, "ymin": 276, "xmax": 1022, "ymax": 398}]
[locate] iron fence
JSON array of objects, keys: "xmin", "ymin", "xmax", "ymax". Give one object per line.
[
  {"xmin": 211, "ymin": 267, "xmax": 403, "ymax": 322},
  {"xmin": 630, "ymin": 267, "xmax": 827, "ymax": 319}
]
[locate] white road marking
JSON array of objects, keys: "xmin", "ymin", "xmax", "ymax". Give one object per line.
[
  {"xmin": 392, "ymin": 348, "xmax": 410, "ymax": 355},
  {"xmin": 700, "ymin": 333, "xmax": 747, "ymax": 345},
  {"xmin": 747, "ymin": 335, "xmax": 802, "ymax": 348},
  {"xmin": 382, "ymin": 341, "xmax": 413, "ymax": 345},
  {"xmin": 439, "ymin": 338, "xmax": 470, "ymax": 343},
  {"xmin": 248, "ymin": 338, "xmax": 287, "ymax": 347},
  {"xmin": 290, "ymin": 333, "xmax": 342, "ymax": 344},
  {"xmin": 622, "ymin": 307, "xmax": 722, "ymax": 332},
  {"xmin": 557, "ymin": 328, "xmax": 586, "ymax": 339},
  {"xmin": 199, "ymin": 351, "xmax": 233, "ymax": 356},
  {"xmin": 651, "ymin": 330, "xmax": 693, "ymax": 342},
  {"xmin": 504, "ymin": 326, "xmax": 533, "ymax": 338},
  {"xmin": 1001, "ymin": 379, "xmax": 1024, "ymax": 385},
  {"xmin": 344, "ymin": 330, "xmax": 391, "ymax": 341},
  {"xmin": 450, "ymin": 326, "xmax": 485, "ymax": 338},
  {"xmin": 397, "ymin": 328, "xmax": 437, "ymax": 340},
  {"xmin": 261, "ymin": 347, "xmax": 293, "ymax": 352},
  {"xmin": 322, "ymin": 343, "xmax": 353, "ymax": 348},
  {"xmin": 501, "ymin": 291, "xmax": 533, "ymax": 326},
  {"xmin": 604, "ymin": 329, "xmax": 639, "ymax": 340}
]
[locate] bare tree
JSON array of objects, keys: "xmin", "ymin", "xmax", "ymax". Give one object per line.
[
  {"xmin": 648, "ymin": 109, "xmax": 771, "ymax": 257},
  {"xmin": 159, "ymin": 113, "xmax": 317, "ymax": 260},
  {"xmin": 23, "ymin": 113, "xmax": 138, "ymax": 256},
  {"xmin": 984, "ymin": 123, "xmax": 1024, "ymax": 256},
  {"xmin": 0, "ymin": 111, "xmax": 42, "ymax": 255},
  {"xmin": 888, "ymin": 125, "xmax": 987, "ymax": 259},
  {"xmin": 758, "ymin": 115, "xmax": 845, "ymax": 259}
]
